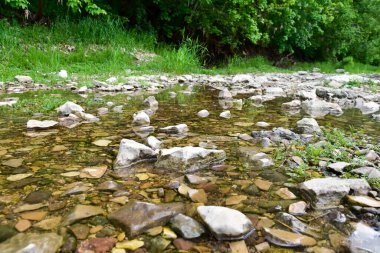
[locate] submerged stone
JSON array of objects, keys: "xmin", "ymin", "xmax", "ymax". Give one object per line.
[
  {"xmin": 27, "ymin": 120, "xmax": 58, "ymax": 129},
  {"xmin": 155, "ymin": 146, "xmax": 226, "ymax": 173},
  {"xmin": 63, "ymin": 205, "xmax": 105, "ymax": 225},
  {"xmin": 170, "ymin": 213, "xmax": 205, "ymax": 239},
  {"xmin": 264, "ymin": 228, "xmax": 316, "ymax": 247},
  {"xmin": 0, "ymin": 233, "xmax": 63, "ymax": 253}
]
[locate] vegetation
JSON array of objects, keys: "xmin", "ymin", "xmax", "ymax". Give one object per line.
[{"xmin": 2, "ymin": 0, "xmax": 380, "ymax": 67}]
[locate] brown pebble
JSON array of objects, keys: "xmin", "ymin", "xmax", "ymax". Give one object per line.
[
  {"xmin": 173, "ymin": 238, "xmax": 195, "ymax": 251},
  {"xmin": 15, "ymin": 219, "xmax": 31, "ymax": 232}
]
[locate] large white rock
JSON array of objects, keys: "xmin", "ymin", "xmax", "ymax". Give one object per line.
[
  {"xmin": 197, "ymin": 206, "xmax": 253, "ymax": 240},
  {"xmin": 57, "ymin": 101, "xmax": 84, "ymax": 115},
  {"xmin": 301, "ymin": 99, "xmax": 343, "ymax": 117},
  {"xmin": 155, "ymin": 146, "xmax": 226, "ymax": 173},
  {"xmin": 114, "ymin": 139, "xmax": 156, "ymax": 170},
  {"xmin": 27, "ymin": 120, "xmax": 58, "ymax": 129},
  {"xmin": 296, "ymin": 118, "xmax": 321, "ymax": 134},
  {"xmin": 132, "ymin": 111, "xmax": 150, "ymax": 126},
  {"xmin": 349, "ymin": 223, "xmax": 380, "ymax": 253},
  {"xmin": 300, "ymin": 178, "xmax": 370, "ymax": 209}
]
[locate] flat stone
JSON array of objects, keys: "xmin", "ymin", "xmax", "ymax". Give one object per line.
[
  {"xmin": 159, "ymin": 124, "xmax": 189, "ymax": 135},
  {"xmin": 229, "ymin": 240, "xmax": 249, "ymax": 253},
  {"xmin": 51, "ymin": 145, "xmax": 68, "ymax": 152},
  {"xmin": 133, "ymin": 111, "xmax": 150, "ymax": 126},
  {"xmin": 351, "ymin": 167, "xmax": 380, "ymax": 179},
  {"xmin": 15, "ymin": 219, "xmax": 31, "ymax": 232},
  {"xmin": 289, "ymin": 201, "xmax": 307, "ymax": 215},
  {"xmin": 254, "ymin": 179, "xmax": 272, "ymax": 191},
  {"xmin": 275, "ymin": 188, "xmax": 297, "ymax": 200},
  {"xmin": 264, "ymin": 228, "xmax": 317, "ymax": 247},
  {"xmin": 70, "ymin": 224, "xmax": 90, "ymax": 240},
  {"xmin": 92, "ymin": 139, "xmax": 112, "ymax": 147},
  {"xmin": 24, "ymin": 190, "xmax": 51, "ymax": 204},
  {"xmin": 146, "ymin": 226, "xmax": 163, "ymax": 236},
  {"xmin": 188, "ymin": 189, "xmax": 207, "ymax": 203},
  {"xmin": 7, "ymin": 173, "xmax": 33, "ymax": 181},
  {"xmin": 79, "ymin": 165, "xmax": 107, "ymax": 178},
  {"xmin": 0, "ymin": 232, "xmax": 63, "ymax": 253},
  {"xmin": 63, "ymin": 205, "xmax": 105, "ymax": 225},
  {"xmin": 77, "ymin": 238, "xmax": 117, "ymax": 253},
  {"xmin": 13, "ymin": 203, "xmax": 47, "ymax": 213},
  {"xmin": 328, "ymin": 162, "xmax": 351, "ymax": 173},
  {"xmin": 2, "ymin": 158, "xmax": 23, "ymax": 168},
  {"xmin": 33, "ymin": 216, "xmax": 62, "ymax": 230},
  {"xmin": 57, "ymin": 101, "xmax": 84, "ymax": 115},
  {"xmin": 155, "ymin": 146, "xmax": 226, "ymax": 173},
  {"xmin": 173, "ymin": 238, "xmax": 195, "ymax": 251},
  {"xmin": 27, "ymin": 120, "xmax": 58, "ymax": 129},
  {"xmin": 347, "ymin": 195, "xmax": 380, "ymax": 208},
  {"xmin": 116, "ymin": 239, "xmax": 144, "ymax": 250},
  {"xmin": 108, "ymin": 200, "xmax": 184, "ymax": 237},
  {"xmin": 186, "ymin": 174, "xmax": 209, "ymax": 184},
  {"xmin": 256, "ymin": 121, "xmax": 270, "ymax": 127},
  {"xmin": 170, "ymin": 213, "xmax": 205, "ymax": 239},
  {"xmin": 255, "ymin": 242, "xmax": 270, "ymax": 252},
  {"xmin": 299, "ymin": 178, "xmax": 370, "ymax": 209},
  {"xmin": 15, "ymin": 75, "xmax": 33, "ymax": 83},
  {"xmin": 226, "ymin": 195, "xmax": 248, "ymax": 205},
  {"xmin": 162, "ymin": 226, "xmax": 177, "ymax": 239},
  {"xmin": 197, "ymin": 206, "xmax": 253, "ymax": 240},
  {"xmin": 20, "ymin": 211, "xmax": 48, "ymax": 221}
]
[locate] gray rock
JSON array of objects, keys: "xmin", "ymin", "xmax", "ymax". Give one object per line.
[
  {"xmin": 77, "ymin": 112, "xmax": 99, "ymax": 122},
  {"xmin": 328, "ymin": 162, "xmax": 351, "ymax": 173},
  {"xmin": 97, "ymin": 181, "xmax": 121, "ymax": 192},
  {"xmin": 296, "ymin": 118, "xmax": 321, "ymax": 134},
  {"xmin": 57, "ymin": 70, "xmax": 68, "ymax": 78},
  {"xmin": 282, "ymin": 100, "xmax": 301, "ymax": 110},
  {"xmin": 185, "ymin": 174, "xmax": 209, "ymax": 184},
  {"xmin": 24, "ymin": 190, "xmax": 51, "ymax": 204},
  {"xmin": 147, "ymin": 136, "xmax": 161, "ymax": 150},
  {"xmin": 108, "ymin": 200, "xmax": 184, "ymax": 237},
  {"xmin": 133, "ymin": 111, "xmax": 150, "ymax": 126},
  {"xmin": 197, "ymin": 206, "xmax": 254, "ymax": 240},
  {"xmin": 0, "ymin": 233, "xmax": 63, "ymax": 253},
  {"xmin": 155, "ymin": 146, "xmax": 226, "ymax": 173},
  {"xmin": 63, "ymin": 205, "xmax": 104, "ymax": 225},
  {"xmin": 232, "ymin": 74, "xmax": 253, "ymax": 83},
  {"xmin": 366, "ymin": 150, "xmax": 379, "ymax": 161},
  {"xmin": 114, "ymin": 139, "xmax": 156, "ymax": 171},
  {"xmin": 218, "ymin": 89, "xmax": 233, "ymax": 99},
  {"xmin": 159, "ymin": 124, "xmax": 188, "ymax": 135},
  {"xmin": 57, "ymin": 101, "xmax": 84, "ymax": 116},
  {"xmin": 299, "ymin": 178, "xmax": 370, "ymax": 209},
  {"xmin": 197, "ymin": 109, "xmax": 209, "ymax": 118},
  {"xmin": 27, "ymin": 120, "xmax": 58, "ymax": 129},
  {"xmin": 170, "ymin": 214, "xmax": 205, "ymax": 239},
  {"xmin": 357, "ymin": 101, "xmax": 379, "ymax": 115},
  {"xmin": 351, "ymin": 167, "xmax": 380, "ymax": 179},
  {"xmin": 144, "ymin": 96, "xmax": 159, "ymax": 108},
  {"xmin": 256, "ymin": 121, "xmax": 270, "ymax": 127},
  {"xmin": 113, "ymin": 105, "xmax": 123, "ymax": 113},
  {"xmin": 349, "ymin": 222, "xmax": 380, "ymax": 253},
  {"xmin": 97, "ymin": 107, "xmax": 109, "ymax": 116},
  {"xmin": 336, "ymin": 69, "xmax": 345, "ymax": 73},
  {"xmin": 265, "ymin": 87, "xmax": 285, "ymax": 97},
  {"xmin": 301, "ymin": 99, "xmax": 343, "ymax": 117},
  {"xmin": 372, "ymin": 114, "xmax": 380, "ymax": 121}
]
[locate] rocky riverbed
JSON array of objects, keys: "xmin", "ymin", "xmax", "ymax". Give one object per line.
[{"xmin": 0, "ymin": 71, "xmax": 380, "ymax": 253}]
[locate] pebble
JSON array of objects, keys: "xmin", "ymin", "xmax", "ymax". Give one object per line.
[
  {"xmin": 288, "ymin": 201, "xmax": 307, "ymax": 215},
  {"xmin": 15, "ymin": 219, "xmax": 31, "ymax": 232},
  {"xmin": 254, "ymin": 179, "xmax": 272, "ymax": 191},
  {"xmin": 20, "ymin": 211, "xmax": 48, "ymax": 221},
  {"xmin": 275, "ymin": 188, "xmax": 297, "ymax": 200}
]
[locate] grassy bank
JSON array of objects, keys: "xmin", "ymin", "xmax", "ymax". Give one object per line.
[{"xmin": 1, "ymin": 18, "xmax": 380, "ymax": 85}]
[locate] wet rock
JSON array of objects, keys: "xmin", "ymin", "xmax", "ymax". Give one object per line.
[
  {"xmin": 219, "ymin": 89, "xmax": 233, "ymax": 99},
  {"xmin": 264, "ymin": 228, "xmax": 316, "ymax": 247},
  {"xmin": 254, "ymin": 179, "xmax": 272, "ymax": 191},
  {"xmin": 63, "ymin": 205, "xmax": 105, "ymax": 225},
  {"xmin": 299, "ymin": 178, "xmax": 370, "ymax": 209},
  {"xmin": 243, "ymin": 185, "xmax": 260, "ymax": 196},
  {"xmin": 349, "ymin": 222, "xmax": 380, "ymax": 253},
  {"xmin": 186, "ymin": 174, "xmax": 209, "ymax": 184},
  {"xmin": 77, "ymin": 237, "xmax": 117, "ymax": 253},
  {"xmin": 57, "ymin": 101, "xmax": 84, "ymax": 115},
  {"xmin": 2, "ymin": 158, "xmax": 23, "ymax": 168},
  {"xmin": 282, "ymin": 100, "xmax": 301, "ymax": 110},
  {"xmin": 79, "ymin": 165, "xmax": 107, "ymax": 178},
  {"xmin": 188, "ymin": 189, "xmax": 207, "ymax": 203},
  {"xmin": 229, "ymin": 240, "xmax": 249, "ymax": 253},
  {"xmin": 147, "ymin": 237, "xmax": 170, "ymax": 253},
  {"xmin": 351, "ymin": 167, "xmax": 380, "ymax": 179},
  {"xmin": 347, "ymin": 195, "xmax": 380, "ymax": 208},
  {"xmin": 197, "ymin": 109, "xmax": 209, "ymax": 118},
  {"xmin": 70, "ymin": 224, "xmax": 90, "ymax": 240},
  {"xmin": 288, "ymin": 201, "xmax": 307, "ymax": 215},
  {"xmin": 61, "ymin": 236, "xmax": 77, "ymax": 253},
  {"xmin": 327, "ymin": 162, "xmax": 351, "ymax": 173},
  {"xmin": 7, "ymin": 173, "xmax": 33, "ymax": 181},
  {"xmin": 113, "ymin": 139, "xmax": 156, "ymax": 171},
  {"xmin": 173, "ymin": 238, "xmax": 194, "ymax": 251},
  {"xmin": 220, "ymin": 110, "xmax": 231, "ymax": 118},
  {"xmin": 144, "ymin": 96, "xmax": 159, "ymax": 109},
  {"xmin": 24, "ymin": 190, "xmax": 51, "ymax": 204},
  {"xmin": 162, "ymin": 226, "xmax": 177, "ymax": 239},
  {"xmin": 133, "ymin": 111, "xmax": 150, "ymax": 126},
  {"xmin": 275, "ymin": 188, "xmax": 297, "ymax": 200},
  {"xmin": 296, "ymin": 118, "xmax": 321, "ymax": 134},
  {"xmin": 197, "ymin": 206, "xmax": 254, "ymax": 240},
  {"xmin": 27, "ymin": 120, "xmax": 58, "ymax": 129},
  {"xmin": 155, "ymin": 146, "xmax": 226, "ymax": 173},
  {"xmin": 20, "ymin": 211, "xmax": 48, "ymax": 221},
  {"xmin": 33, "ymin": 216, "xmax": 62, "ymax": 230},
  {"xmin": 58, "ymin": 115, "xmax": 81, "ymax": 128},
  {"xmin": 275, "ymin": 213, "xmax": 316, "ymax": 236},
  {"xmin": 97, "ymin": 181, "xmax": 121, "ymax": 192},
  {"xmin": 0, "ymin": 232, "xmax": 63, "ymax": 253},
  {"xmin": 97, "ymin": 107, "xmax": 109, "ymax": 116},
  {"xmin": 147, "ymin": 136, "xmax": 161, "ymax": 150},
  {"xmin": 92, "ymin": 139, "xmax": 112, "ymax": 147},
  {"xmin": 15, "ymin": 219, "xmax": 31, "ymax": 232},
  {"xmin": 255, "ymin": 242, "xmax": 270, "ymax": 252},
  {"xmin": 170, "ymin": 213, "xmax": 205, "ymax": 239},
  {"xmin": 0, "ymin": 225, "xmax": 17, "ymax": 242},
  {"xmin": 301, "ymin": 99, "xmax": 343, "ymax": 117},
  {"xmin": 15, "ymin": 75, "xmax": 33, "ymax": 83},
  {"xmin": 108, "ymin": 200, "xmax": 184, "ymax": 237},
  {"xmin": 159, "ymin": 124, "xmax": 188, "ymax": 135}
]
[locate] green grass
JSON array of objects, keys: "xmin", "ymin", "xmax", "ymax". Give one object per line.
[{"xmin": 1, "ymin": 18, "xmax": 380, "ymax": 86}]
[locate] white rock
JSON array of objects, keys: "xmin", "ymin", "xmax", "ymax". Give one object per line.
[
  {"xmin": 358, "ymin": 101, "xmax": 379, "ymax": 115},
  {"xmin": 256, "ymin": 122, "xmax": 270, "ymax": 127},
  {"xmin": 282, "ymin": 100, "xmax": 301, "ymax": 110},
  {"xmin": 220, "ymin": 111, "xmax": 231, "ymax": 119},
  {"xmin": 232, "ymin": 74, "xmax": 254, "ymax": 83},
  {"xmin": 301, "ymin": 99, "xmax": 343, "ymax": 117},
  {"xmin": 144, "ymin": 96, "xmax": 159, "ymax": 108},
  {"xmin": 106, "ymin": 76, "xmax": 117, "ymax": 83},
  {"xmin": 15, "ymin": 75, "xmax": 33, "ymax": 83},
  {"xmin": 147, "ymin": 136, "xmax": 161, "ymax": 150},
  {"xmin": 328, "ymin": 162, "xmax": 351, "ymax": 173},
  {"xmin": 265, "ymin": 87, "xmax": 285, "ymax": 97},
  {"xmin": 197, "ymin": 206, "xmax": 253, "ymax": 240},
  {"xmin": 159, "ymin": 124, "xmax": 188, "ymax": 135},
  {"xmin": 78, "ymin": 112, "xmax": 99, "ymax": 122},
  {"xmin": 218, "ymin": 89, "xmax": 233, "ymax": 99},
  {"xmin": 133, "ymin": 111, "xmax": 150, "ymax": 126},
  {"xmin": 114, "ymin": 139, "xmax": 156, "ymax": 170},
  {"xmin": 27, "ymin": 120, "xmax": 58, "ymax": 129},
  {"xmin": 349, "ymin": 223, "xmax": 380, "ymax": 253},
  {"xmin": 197, "ymin": 109, "xmax": 209, "ymax": 118},
  {"xmin": 78, "ymin": 86, "xmax": 87, "ymax": 94},
  {"xmin": 57, "ymin": 101, "xmax": 84, "ymax": 115},
  {"xmin": 57, "ymin": 70, "xmax": 68, "ymax": 78},
  {"xmin": 296, "ymin": 118, "xmax": 321, "ymax": 134}
]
